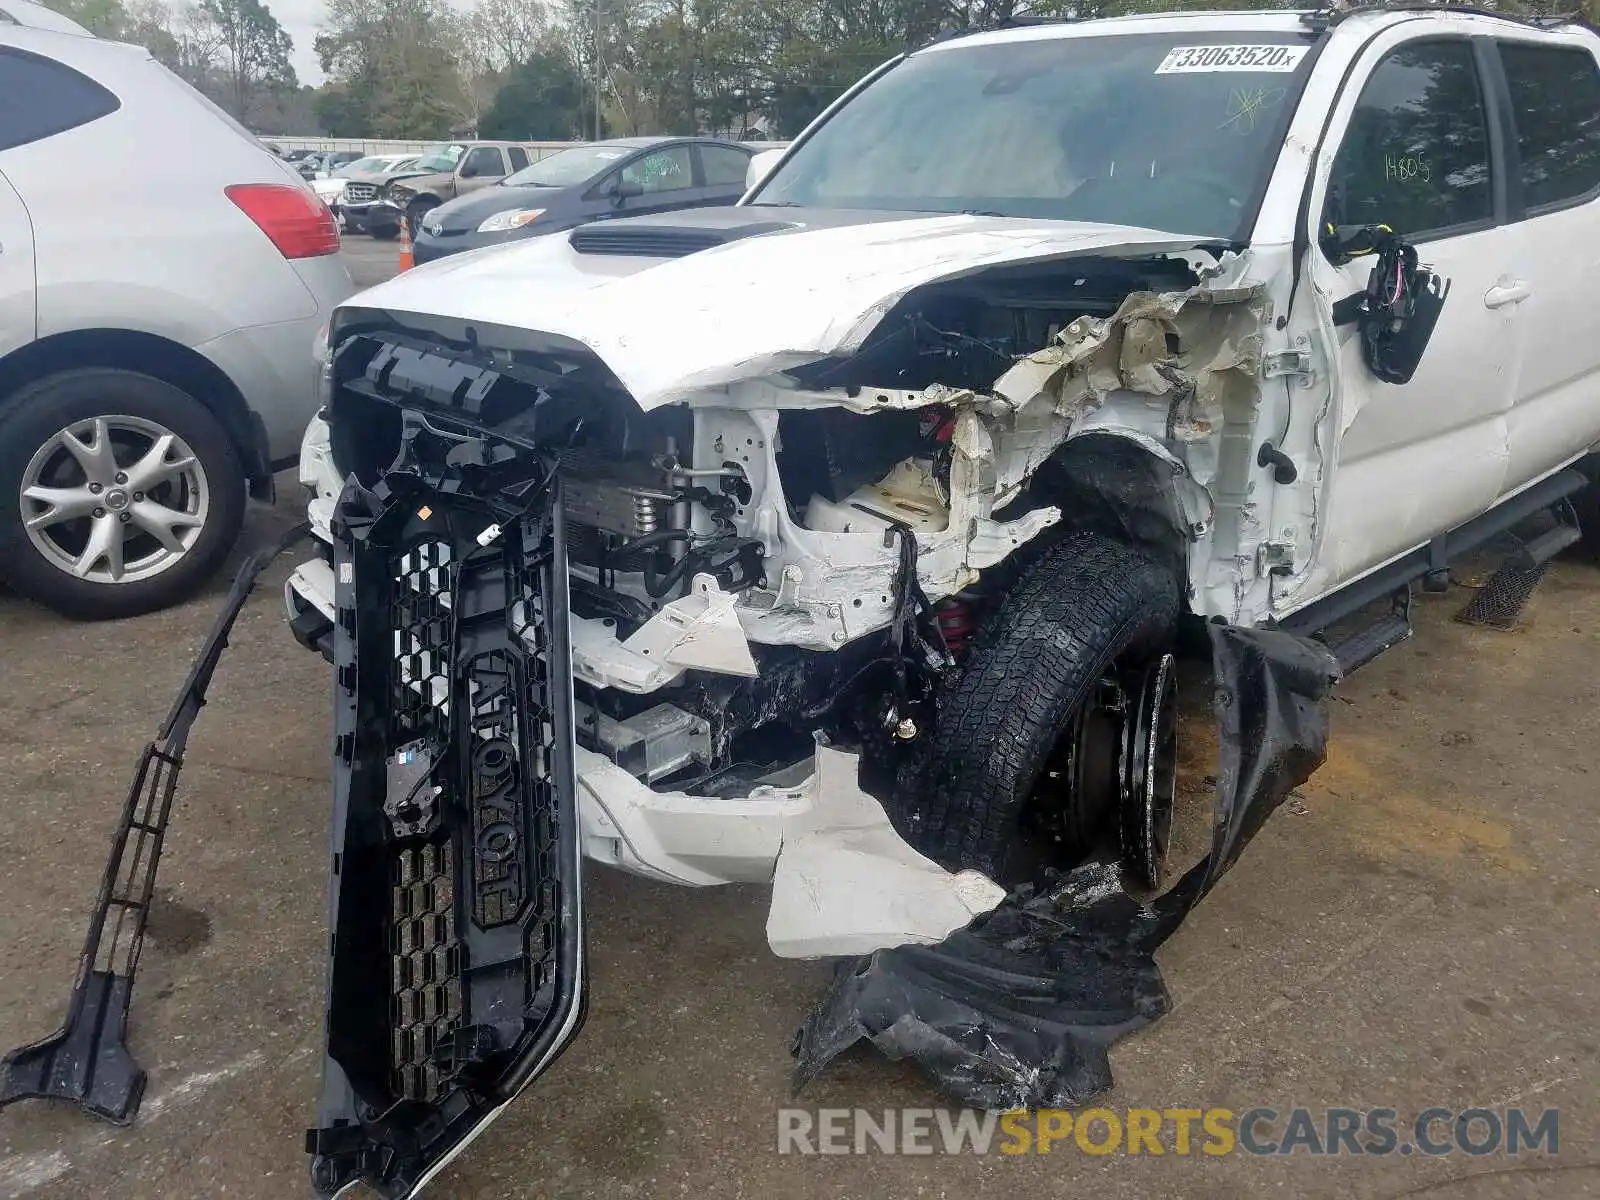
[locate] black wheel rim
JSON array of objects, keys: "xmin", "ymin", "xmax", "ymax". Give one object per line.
[{"xmin": 1119, "ymin": 653, "xmax": 1179, "ymax": 890}]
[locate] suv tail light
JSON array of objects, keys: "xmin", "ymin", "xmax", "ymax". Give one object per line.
[{"xmin": 226, "ymin": 184, "xmax": 340, "ymax": 258}]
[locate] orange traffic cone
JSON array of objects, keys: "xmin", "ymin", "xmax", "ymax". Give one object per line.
[{"xmin": 398, "ymin": 215, "xmax": 414, "ymax": 272}]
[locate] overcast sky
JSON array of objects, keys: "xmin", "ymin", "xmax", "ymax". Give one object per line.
[{"xmin": 271, "ymin": 0, "xmax": 326, "ymax": 84}]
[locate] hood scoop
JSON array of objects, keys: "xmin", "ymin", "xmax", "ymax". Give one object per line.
[{"xmin": 569, "ymin": 217, "xmax": 798, "ymax": 259}]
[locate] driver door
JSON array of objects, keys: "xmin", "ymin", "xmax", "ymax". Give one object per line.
[{"xmin": 1300, "ymin": 33, "xmax": 1526, "ymax": 592}]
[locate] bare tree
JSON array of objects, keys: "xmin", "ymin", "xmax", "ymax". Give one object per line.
[
  {"xmin": 473, "ymin": 0, "xmax": 551, "ymax": 68},
  {"xmin": 199, "ymin": 0, "xmax": 297, "ymax": 121}
]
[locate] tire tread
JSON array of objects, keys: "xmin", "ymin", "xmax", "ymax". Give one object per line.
[{"xmin": 915, "ymin": 531, "xmax": 1181, "ymax": 877}]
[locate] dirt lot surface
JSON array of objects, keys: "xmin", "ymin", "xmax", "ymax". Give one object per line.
[{"xmin": 1, "ymin": 239, "xmax": 1596, "ymax": 1200}]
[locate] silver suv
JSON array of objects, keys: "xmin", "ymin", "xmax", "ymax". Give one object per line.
[{"xmin": 0, "ymin": 19, "xmax": 353, "ymax": 618}]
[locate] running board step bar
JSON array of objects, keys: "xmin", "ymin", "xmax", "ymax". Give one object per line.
[
  {"xmin": 1456, "ymin": 508, "xmax": 1581, "ymax": 630},
  {"xmin": 1328, "ymin": 611, "xmax": 1413, "ymax": 677},
  {"xmin": 1509, "ymin": 521, "xmax": 1582, "ymax": 571}
]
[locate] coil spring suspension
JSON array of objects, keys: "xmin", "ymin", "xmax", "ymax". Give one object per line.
[{"xmin": 934, "ymin": 593, "xmax": 980, "ymax": 659}]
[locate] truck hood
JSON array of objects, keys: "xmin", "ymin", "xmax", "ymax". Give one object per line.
[{"xmin": 340, "ymin": 207, "xmax": 1213, "ymax": 409}]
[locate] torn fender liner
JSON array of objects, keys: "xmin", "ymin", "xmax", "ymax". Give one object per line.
[
  {"xmin": 792, "ymin": 625, "xmax": 1338, "ymax": 1110},
  {"xmin": 0, "ymin": 522, "xmax": 311, "ymax": 1125},
  {"xmin": 307, "ymin": 469, "xmax": 584, "ymax": 1199}
]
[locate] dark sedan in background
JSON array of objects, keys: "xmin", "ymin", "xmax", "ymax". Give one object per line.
[{"xmin": 410, "ymin": 136, "xmax": 755, "ymax": 264}]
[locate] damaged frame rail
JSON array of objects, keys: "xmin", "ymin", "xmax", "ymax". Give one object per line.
[{"xmin": 0, "ymin": 521, "xmax": 312, "ymax": 1124}]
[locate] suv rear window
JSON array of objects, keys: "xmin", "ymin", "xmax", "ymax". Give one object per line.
[
  {"xmin": 1497, "ymin": 41, "xmax": 1600, "ymax": 211},
  {"xmin": 0, "ymin": 46, "xmax": 119, "ymax": 151}
]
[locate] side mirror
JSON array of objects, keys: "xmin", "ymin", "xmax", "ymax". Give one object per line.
[
  {"xmin": 610, "ymin": 178, "xmax": 644, "ymax": 204},
  {"xmin": 745, "ymin": 147, "xmax": 784, "ymax": 192},
  {"xmin": 458, "ymin": 161, "xmax": 479, "ymax": 179},
  {"xmin": 1327, "ymin": 226, "xmax": 1451, "ymax": 387}
]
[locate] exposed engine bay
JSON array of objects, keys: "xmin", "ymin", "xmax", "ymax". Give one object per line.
[{"xmin": 319, "ymin": 249, "xmax": 1243, "ymax": 814}]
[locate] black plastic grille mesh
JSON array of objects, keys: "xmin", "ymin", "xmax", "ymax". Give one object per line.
[
  {"xmin": 390, "ymin": 841, "xmax": 461, "ymax": 1102},
  {"xmin": 388, "ymin": 540, "xmax": 460, "ymax": 1103},
  {"xmin": 391, "ymin": 541, "xmax": 454, "ymax": 741}
]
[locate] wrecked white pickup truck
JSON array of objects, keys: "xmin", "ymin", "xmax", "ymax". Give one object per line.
[{"xmin": 7, "ymin": 6, "xmax": 1600, "ymax": 1197}]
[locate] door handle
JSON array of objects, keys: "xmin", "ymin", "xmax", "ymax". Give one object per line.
[{"xmin": 1483, "ymin": 280, "xmax": 1532, "ymax": 309}]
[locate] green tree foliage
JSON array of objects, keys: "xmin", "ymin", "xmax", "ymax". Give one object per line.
[
  {"xmin": 45, "ymin": 0, "xmax": 1600, "ymax": 140},
  {"xmin": 315, "ymin": 0, "xmax": 473, "ymax": 136},
  {"xmin": 312, "ymin": 74, "xmax": 382, "ymax": 134},
  {"xmin": 480, "ymin": 49, "xmax": 585, "ymax": 137},
  {"xmin": 43, "ymin": 0, "xmax": 125, "ymax": 34}
]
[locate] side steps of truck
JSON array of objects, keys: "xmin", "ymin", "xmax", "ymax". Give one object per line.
[
  {"xmin": 1453, "ymin": 502, "xmax": 1584, "ymax": 630},
  {"xmin": 1325, "ymin": 590, "xmax": 1414, "ymax": 677},
  {"xmin": 1285, "ymin": 466, "xmax": 1596, "ymax": 676},
  {"xmin": 1316, "ymin": 503, "xmax": 1585, "ymax": 675},
  {"xmin": 1321, "ymin": 499, "xmax": 1581, "ymax": 675}
]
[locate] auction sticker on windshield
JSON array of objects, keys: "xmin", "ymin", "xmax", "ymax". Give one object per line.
[{"xmin": 1155, "ymin": 45, "xmax": 1308, "ymax": 73}]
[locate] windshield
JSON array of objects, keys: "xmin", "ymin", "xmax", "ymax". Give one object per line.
[
  {"xmin": 502, "ymin": 144, "xmax": 633, "ymax": 187},
  {"xmin": 410, "ymin": 144, "xmax": 465, "ymax": 173},
  {"xmin": 752, "ymin": 32, "xmax": 1316, "ymax": 240}
]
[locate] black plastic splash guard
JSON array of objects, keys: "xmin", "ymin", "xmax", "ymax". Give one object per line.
[
  {"xmin": 307, "ymin": 465, "xmax": 585, "ymax": 1200},
  {"xmin": 792, "ymin": 624, "xmax": 1339, "ymax": 1110}
]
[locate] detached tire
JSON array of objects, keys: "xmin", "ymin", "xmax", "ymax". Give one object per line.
[
  {"xmin": 0, "ymin": 369, "xmax": 246, "ymax": 620},
  {"xmin": 913, "ymin": 532, "xmax": 1181, "ymax": 882}
]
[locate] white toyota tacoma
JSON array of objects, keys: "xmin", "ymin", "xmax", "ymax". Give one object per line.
[{"xmin": 278, "ymin": 8, "xmax": 1600, "ymax": 1194}]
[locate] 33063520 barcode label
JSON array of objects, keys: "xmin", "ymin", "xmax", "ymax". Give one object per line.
[{"xmin": 1155, "ymin": 44, "xmax": 1310, "ymax": 74}]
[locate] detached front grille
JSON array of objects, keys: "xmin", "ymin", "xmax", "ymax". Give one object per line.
[
  {"xmin": 313, "ymin": 417, "xmax": 585, "ymax": 1197},
  {"xmin": 343, "ymin": 183, "xmax": 378, "ymax": 203},
  {"xmin": 507, "ymin": 592, "xmax": 561, "ymax": 994}
]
